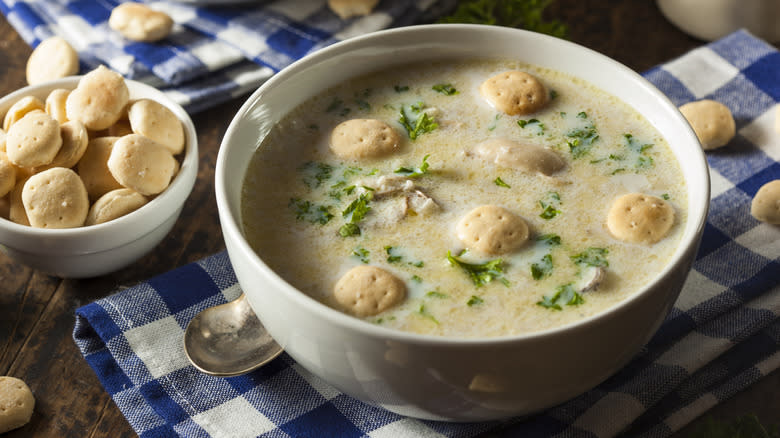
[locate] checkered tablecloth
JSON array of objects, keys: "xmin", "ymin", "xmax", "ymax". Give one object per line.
[
  {"xmin": 0, "ymin": 0, "xmax": 448, "ymax": 113},
  {"xmin": 68, "ymin": 29, "xmax": 780, "ymax": 438}
]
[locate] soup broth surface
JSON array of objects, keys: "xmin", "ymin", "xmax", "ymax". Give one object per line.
[{"xmin": 241, "ymin": 59, "xmax": 688, "ymax": 338}]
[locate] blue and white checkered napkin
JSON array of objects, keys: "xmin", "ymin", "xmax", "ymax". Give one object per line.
[
  {"xmin": 72, "ymin": 30, "xmax": 779, "ymax": 438},
  {"xmin": 0, "ymin": 0, "xmax": 446, "ymax": 113}
]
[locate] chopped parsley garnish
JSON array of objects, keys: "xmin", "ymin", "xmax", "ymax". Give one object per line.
[
  {"xmin": 426, "ymin": 291, "xmax": 449, "ymax": 299},
  {"xmin": 623, "ymin": 133, "xmax": 654, "ymax": 170},
  {"xmin": 352, "ymin": 247, "xmax": 370, "ymax": 263},
  {"xmin": 399, "ymin": 102, "xmax": 438, "ymax": 140},
  {"xmin": 494, "ymin": 176, "xmax": 511, "ymax": 188},
  {"xmin": 531, "ymin": 254, "xmax": 553, "ymax": 280},
  {"xmin": 395, "ymin": 154, "xmax": 431, "ymax": 177},
  {"xmin": 540, "ymin": 205, "xmax": 560, "ymax": 220},
  {"xmin": 467, "ymin": 295, "xmax": 484, "ymax": 306},
  {"xmin": 566, "ymin": 112, "xmax": 599, "ymax": 158},
  {"xmin": 536, "ymin": 233, "xmax": 561, "ymax": 246},
  {"xmin": 385, "ymin": 246, "xmax": 403, "ymax": 263},
  {"xmin": 289, "ymin": 198, "xmax": 333, "ymax": 225},
  {"xmin": 394, "ymin": 85, "xmax": 409, "ymax": 93},
  {"xmin": 339, "ymin": 193, "xmax": 371, "ymax": 237},
  {"xmin": 339, "ymin": 223, "xmax": 360, "ymax": 237},
  {"xmin": 432, "ymin": 83, "xmax": 459, "ymax": 95},
  {"xmin": 487, "ymin": 113, "xmax": 501, "ymax": 131},
  {"xmin": 550, "ymin": 89, "xmax": 558, "ymax": 100},
  {"xmin": 299, "ymin": 161, "xmax": 333, "ymax": 188},
  {"xmin": 447, "ymin": 251, "xmax": 508, "ymax": 288},
  {"xmin": 661, "ymin": 193, "xmax": 670, "ymax": 200},
  {"xmin": 537, "ymin": 283, "xmax": 584, "ymax": 310},
  {"xmin": 417, "ymin": 304, "xmax": 439, "ymax": 324},
  {"xmin": 326, "ymin": 97, "xmax": 351, "ymax": 117},
  {"xmin": 538, "ymin": 191, "xmax": 561, "ymax": 220},
  {"xmin": 411, "ymin": 275, "xmax": 422, "ymax": 283},
  {"xmin": 571, "ymin": 247, "xmax": 609, "ymax": 267},
  {"xmin": 517, "ymin": 118, "xmax": 545, "ymax": 135},
  {"xmin": 355, "ymin": 99, "xmax": 371, "ymax": 111}
]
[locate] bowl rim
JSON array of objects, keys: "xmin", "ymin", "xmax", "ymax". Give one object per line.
[
  {"xmin": 216, "ymin": 23, "xmax": 710, "ymax": 346},
  {"xmin": 0, "ymin": 76, "xmax": 198, "ymax": 253}
]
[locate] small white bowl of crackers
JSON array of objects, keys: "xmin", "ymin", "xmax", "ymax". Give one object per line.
[{"xmin": 0, "ymin": 66, "xmax": 197, "ymax": 278}]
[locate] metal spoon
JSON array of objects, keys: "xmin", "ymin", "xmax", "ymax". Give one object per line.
[{"xmin": 183, "ymin": 293, "xmax": 282, "ymax": 377}]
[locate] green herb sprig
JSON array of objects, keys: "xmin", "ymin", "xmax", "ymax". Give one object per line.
[
  {"xmin": 447, "ymin": 251, "xmax": 508, "ymax": 288},
  {"xmin": 438, "ymin": 0, "xmax": 567, "ymax": 38}
]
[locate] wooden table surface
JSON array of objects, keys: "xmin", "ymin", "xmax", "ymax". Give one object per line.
[{"xmin": 0, "ymin": 1, "xmax": 777, "ymax": 437}]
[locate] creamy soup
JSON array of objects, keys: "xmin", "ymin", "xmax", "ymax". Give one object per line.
[{"xmin": 241, "ymin": 59, "xmax": 687, "ymax": 338}]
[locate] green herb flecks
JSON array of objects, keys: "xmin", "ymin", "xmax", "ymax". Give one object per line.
[
  {"xmin": 517, "ymin": 118, "xmax": 545, "ymax": 135},
  {"xmin": 494, "ymin": 176, "xmax": 511, "ymax": 188},
  {"xmin": 447, "ymin": 251, "xmax": 509, "ymax": 288},
  {"xmin": 539, "ymin": 191, "xmax": 561, "ymax": 220},
  {"xmin": 299, "ymin": 161, "xmax": 334, "ymax": 188},
  {"xmin": 537, "ymin": 283, "xmax": 584, "ymax": 310},
  {"xmin": 417, "ymin": 304, "xmax": 439, "ymax": 324},
  {"xmin": 437, "ymin": 0, "xmax": 567, "ymax": 38},
  {"xmin": 394, "ymin": 85, "xmax": 409, "ymax": 93},
  {"xmin": 566, "ymin": 112, "xmax": 599, "ymax": 158},
  {"xmin": 623, "ymin": 133, "xmax": 654, "ymax": 170},
  {"xmin": 531, "ymin": 253, "xmax": 553, "ymax": 280},
  {"xmin": 339, "ymin": 193, "xmax": 372, "ymax": 237},
  {"xmin": 399, "ymin": 102, "xmax": 438, "ymax": 140},
  {"xmin": 536, "ymin": 233, "xmax": 561, "ymax": 246},
  {"xmin": 385, "ymin": 246, "xmax": 403, "ymax": 263},
  {"xmin": 395, "ymin": 154, "xmax": 431, "ymax": 177},
  {"xmin": 432, "ymin": 83, "xmax": 459, "ymax": 95},
  {"xmin": 352, "ymin": 247, "xmax": 370, "ymax": 263},
  {"xmin": 426, "ymin": 290, "xmax": 449, "ymax": 299},
  {"xmin": 488, "ymin": 113, "xmax": 502, "ymax": 131},
  {"xmin": 289, "ymin": 198, "xmax": 334, "ymax": 225},
  {"xmin": 571, "ymin": 247, "xmax": 609, "ymax": 267},
  {"xmin": 467, "ymin": 295, "xmax": 484, "ymax": 306},
  {"xmin": 326, "ymin": 97, "xmax": 351, "ymax": 117}
]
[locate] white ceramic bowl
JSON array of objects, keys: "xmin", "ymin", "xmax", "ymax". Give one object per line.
[
  {"xmin": 0, "ymin": 77, "xmax": 197, "ymax": 278},
  {"xmin": 216, "ymin": 24, "xmax": 710, "ymax": 421}
]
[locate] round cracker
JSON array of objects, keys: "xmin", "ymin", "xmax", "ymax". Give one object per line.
[
  {"xmin": 77, "ymin": 136, "xmax": 124, "ymax": 200},
  {"xmin": 22, "ymin": 167, "xmax": 89, "ymax": 228},
  {"xmin": 127, "ymin": 99, "xmax": 185, "ymax": 155},
  {"xmin": 327, "ymin": 0, "xmax": 379, "ymax": 19},
  {"xmin": 8, "ymin": 176, "xmax": 30, "ymax": 226},
  {"xmin": 0, "ymin": 151, "xmax": 16, "ymax": 198},
  {"xmin": 456, "ymin": 205, "xmax": 529, "ymax": 255},
  {"xmin": 39, "ymin": 120, "xmax": 88, "ymax": 171},
  {"xmin": 5, "ymin": 112, "xmax": 62, "ymax": 168},
  {"xmin": 107, "ymin": 134, "xmax": 176, "ymax": 196},
  {"xmin": 480, "ymin": 70, "xmax": 548, "ymax": 116},
  {"xmin": 334, "ymin": 265, "xmax": 406, "ymax": 317},
  {"xmin": 86, "ymin": 187, "xmax": 148, "ymax": 225},
  {"xmin": 607, "ymin": 193, "xmax": 675, "ymax": 244},
  {"xmin": 330, "ymin": 118, "xmax": 400, "ymax": 160},
  {"xmin": 3, "ymin": 96, "xmax": 45, "ymax": 132},
  {"xmin": 0, "ymin": 376, "xmax": 35, "ymax": 434},
  {"xmin": 45, "ymin": 88, "xmax": 71, "ymax": 124},
  {"xmin": 678, "ymin": 99, "xmax": 735, "ymax": 150},
  {"xmin": 109, "ymin": 3, "xmax": 174, "ymax": 43},
  {"xmin": 66, "ymin": 65, "xmax": 129, "ymax": 130},
  {"xmin": 750, "ymin": 179, "xmax": 780, "ymax": 224},
  {"xmin": 26, "ymin": 36, "xmax": 79, "ymax": 86}
]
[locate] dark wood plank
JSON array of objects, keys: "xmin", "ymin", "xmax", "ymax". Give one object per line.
[{"xmin": 0, "ymin": 2, "xmax": 777, "ymax": 437}]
